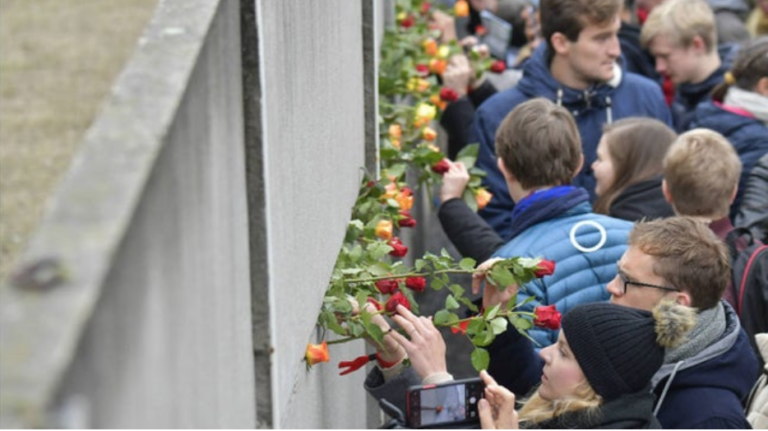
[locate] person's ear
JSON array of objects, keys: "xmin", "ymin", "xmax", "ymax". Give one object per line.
[
  {"xmin": 690, "ymin": 35, "xmax": 706, "ymax": 55},
  {"xmin": 754, "ymin": 76, "xmax": 768, "ymax": 97},
  {"xmin": 550, "ymin": 32, "xmax": 570, "ymax": 55},
  {"xmin": 673, "ymin": 290, "xmax": 692, "ymax": 307},
  {"xmin": 573, "ymin": 154, "xmax": 584, "ymax": 179},
  {"xmin": 497, "ymin": 157, "xmax": 514, "ymax": 182},
  {"xmin": 729, "ymin": 183, "xmax": 738, "ymax": 204},
  {"xmin": 662, "ymin": 179, "xmax": 673, "ymax": 204}
]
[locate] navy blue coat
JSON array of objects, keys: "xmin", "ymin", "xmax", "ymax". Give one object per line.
[
  {"xmin": 472, "ymin": 45, "xmax": 671, "ymax": 238},
  {"xmin": 671, "ymin": 64, "xmax": 728, "ymax": 133},
  {"xmin": 651, "ymin": 302, "xmax": 758, "ymax": 429},
  {"xmin": 691, "ymin": 100, "xmax": 768, "ymax": 220}
]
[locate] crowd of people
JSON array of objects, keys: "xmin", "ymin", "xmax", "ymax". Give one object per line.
[{"xmin": 364, "ymin": 0, "xmax": 768, "ymax": 428}]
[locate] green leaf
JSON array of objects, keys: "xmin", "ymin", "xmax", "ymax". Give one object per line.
[
  {"xmin": 349, "ymin": 219, "xmax": 364, "ymax": 231},
  {"xmin": 415, "ymin": 259, "xmax": 427, "ymax": 272},
  {"xmin": 471, "ymin": 347, "xmax": 490, "ymax": 372},
  {"xmin": 462, "ymin": 188, "xmax": 478, "ymax": 212},
  {"xmin": 449, "ymin": 284, "xmax": 465, "ymax": 298},
  {"xmin": 434, "ymin": 309, "xmax": 452, "ymax": 325},
  {"xmin": 385, "ymin": 163, "xmax": 407, "ymax": 179},
  {"xmin": 458, "ymin": 258, "xmax": 476, "ymax": 271},
  {"xmin": 484, "ymin": 303, "xmax": 501, "ymax": 320},
  {"xmin": 368, "ymin": 262, "xmax": 391, "ymax": 277},
  {"xmin": 490, "ymin": 265, "xmax": 516, "ymax": 288},
  {"xmin": 445, "ymin": 295, "xmax": 460, "ymax": 310},
  {"xmin": 457, "ymin": 143, "xmax": 479, "ymax": 160},
  {"xmin": 490, "ymin": 317, "xmax": 508, "ymax": 335}
]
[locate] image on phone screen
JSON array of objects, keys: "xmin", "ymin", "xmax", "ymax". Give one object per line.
[{"xmin": 407, "ymin": 378, "xmax": 484, "ymax": 428}]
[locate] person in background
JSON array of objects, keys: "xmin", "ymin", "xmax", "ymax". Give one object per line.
[
  {"xmin": 747, "ymin": 0, "xmax": 768, "ymax": 37},
  {"xmin": 640, "ymin": 0, "xmax": 728, "ymax": 132},
  {"xmin": 592, "ymin": 117, "xmax": 676, "ymax": 221},
  {"xmin": 736, "ymin": 153, "xmax": 768, "ymax": 242},
  {"xmin": 691, "ymin": 36, "xmax": 768, "ymax": 220},
  {"xmin": 472, "ymin": 0, "xmax": 670, "ymax": 239}
]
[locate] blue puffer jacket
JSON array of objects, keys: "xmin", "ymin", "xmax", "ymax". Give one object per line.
[
  {"xmin": 472, "ymin": 45, "xmax": 671, "ymax": 239},
  {"xmin": 492, "ymin": 201, "xmax": 632, "ymax": 347},
  {"xmin": 691, "ymin": 100, "xmax": 768, "ymax": 220},
  {"xmin": 651, "ymin": 301, "xmax": 758, "ymax": 429}
]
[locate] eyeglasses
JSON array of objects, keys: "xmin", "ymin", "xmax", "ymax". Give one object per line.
[{"xmin": 617, "ymin": 270, "xmax": 679, "ymax": 294}]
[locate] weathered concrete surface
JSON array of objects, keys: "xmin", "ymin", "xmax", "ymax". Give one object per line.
[{"xmin": 0, "ymin": 0, "xmax": 255, "ymax": 427}]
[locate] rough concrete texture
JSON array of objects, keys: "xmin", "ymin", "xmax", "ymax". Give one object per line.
[
  {"xmin": 254, "ymin": 0, "xmax": 369, "ymax": 427},
  {"xmin": 0, "ymin": 0, "xmax": 255, "ymax": 427}
]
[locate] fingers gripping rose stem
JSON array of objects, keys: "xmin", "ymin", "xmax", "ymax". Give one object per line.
[{"xmin": 385, "ymin": 305, "xmax": 448, "ymax": 380}]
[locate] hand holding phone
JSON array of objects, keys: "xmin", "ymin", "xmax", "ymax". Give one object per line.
[{"xmin": 406, "ymin": 378, "xmax": 485, "ymax": 428}]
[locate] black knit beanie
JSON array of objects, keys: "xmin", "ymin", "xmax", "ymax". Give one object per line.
[{"xmin": 561, "ymin": 303, "xmax": 663, "ymax": 401}]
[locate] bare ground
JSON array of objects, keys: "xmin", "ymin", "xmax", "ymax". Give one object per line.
[{"xmin": 0, "ymin": 0, "xmax": 159, "ymax": 279}]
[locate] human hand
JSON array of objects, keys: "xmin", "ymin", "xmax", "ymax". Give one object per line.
[
  {"xmin": 359, "ymin": 301, "xmax": 405, "ymax": 364},
  {"xmin": 429, "ymin": 9, "xmax": 457, "ymax": 43},
  {"xmin": 387, "ymin": 305, "xmax": 448, "ymax": 380},
  {"xmin": 442, "ymin": 55, "xmax": 474, "ymax": 98},
  {"xmin": 472, "ymin": 258, "xmax": 519, "ymax": 310},
  {"xmin": 478, "ymin": 370, "xmax": 519, "ymax": 429},
  {"xmin": 439, "ymin": 160, "xmax": 470, "ymax": 202}
]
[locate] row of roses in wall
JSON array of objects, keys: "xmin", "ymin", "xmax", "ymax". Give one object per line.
[{"xmin": 306, "ymin": 0, "xmax": 559, "ymax": 374}]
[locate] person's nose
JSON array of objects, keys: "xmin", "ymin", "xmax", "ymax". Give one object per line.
[
  {"xmin": 606, "ymin": 275, "xmax": 623, "ymax": 297},
  {"xmin": 607, "ymin": 34, "xmax": 621, "ymax": 58},
  {"xmin": 539, "ymin": 345, "xmax": 553, "ymax": 363},
  {"xmin": 655, "ymin": 59, "xmax": 667, "ymax": 74}
]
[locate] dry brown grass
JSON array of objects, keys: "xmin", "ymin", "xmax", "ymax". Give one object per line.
[{"xmin": 0, "ymin": 0, "xmax": 159, "ymax": 279}]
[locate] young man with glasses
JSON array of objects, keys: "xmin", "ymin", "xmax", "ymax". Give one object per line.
[{"xmin": 605, "ymin": 217, "xmax": 758, "ymax": 429}]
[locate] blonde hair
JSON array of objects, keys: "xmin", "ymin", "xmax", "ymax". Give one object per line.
[
  {"xmin": 518, "ymin": 380, "xmax": 603, "ymax": 426},
  {"xmin": 640, "ymin": 0, "xmax": 717, "ymax": 53},
  {"xmin": 663, "ymin": 129, "xmax": 742, "ymax": 218}
]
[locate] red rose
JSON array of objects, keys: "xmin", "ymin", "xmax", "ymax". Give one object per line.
[
  {"xmin": 386, "ymin": 291, "xmax": 411, "ymax": 313},
  {"xmin": 398, "ymin": 210, "xmax": 417, "ymax": 228},
  {"xmin": 450, "ymin": 320, "xmax": 471, "ymax": 334},
  {"xmin": 388, "ymin": 237, "xmax": 409, "ymax": 257},
  {"xmin": 439, "ymin": 87, "xmax": 459, "ymax": 102},
  {"xmin": 533, "ymin": 305, "xmax": 562, "ymax": 330},
  {"xmin": 401, "ymin": 14, "xmax": 415, "ymax": 28},
  {"xmin": 475, "ymin": 24, "xmax": 487, "ymax": 36},
  {"xmin": 366, "ymin": 297, "xmax": 383, "ymax": 311},
  {"xmin": 490, "ymin": 60, "xmax": 506, "ymax": 74},
  {"xmin": 534, "ymin": 259, "xmax": 556, "ymax": 278},
  {"xmin": 375, "ymin": 278, "xmax": 399, "ymax": 294},
  {"xmin": 431, "ymin": 158, "xmax": 450, "ymax": 174},
  {"xmin": 421, "ymin": 2, "xmax": 431, "ymax": 14},
  {"xmin": 405, "ymin": 276, "xmax": 427, "ymax": 292},
  {"xmin": 415, "ymin": 64, "xmax": 430, "ymax": 77}
]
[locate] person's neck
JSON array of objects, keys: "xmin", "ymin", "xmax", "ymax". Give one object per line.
[
  {"xmin": 510, "ymin": 184, "xmax": 554, "ymax": 203},
  {"xmin": 689, "ymin": 53, "xmax": 721, "ymax": 85},
  {"xmin": 674, "ymin": 213, "xmax": 723, "ymax": 224},
  {"xmin": 550, "ymin": 55, "xmax": 592, "ymax": 90}
]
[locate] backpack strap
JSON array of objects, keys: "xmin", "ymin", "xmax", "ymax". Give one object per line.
[{"xmin": 738, "ymin": 244, "xmax": 768, "ymax": 316}]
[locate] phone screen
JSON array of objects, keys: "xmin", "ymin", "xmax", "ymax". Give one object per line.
[{"xmin": 407, "ymin": 378, "xmax": 485, "ymax": 428}]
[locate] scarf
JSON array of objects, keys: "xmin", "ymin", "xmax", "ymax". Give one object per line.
[
  {"xmin": 508, "ymin": 186, "xmax": 590, "ymax": 240},
  {"xmin": 724, "ymin": 86, "xmax": 768, "ymax": 125},
  {"xmin": 665, "ymin": 303, "xmax": 725, "ymax": 363}
]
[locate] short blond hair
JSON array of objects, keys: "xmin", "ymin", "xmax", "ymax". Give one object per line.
[
  {"xmin": 663, "ymin": 129, "xmax": 741, "ymax": 218},
  {"xmin": 640, "ymin": 0, "xmax": 717, "ymax": 53}
]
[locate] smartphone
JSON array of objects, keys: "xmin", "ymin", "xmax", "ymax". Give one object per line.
[
  {"xmin": 406, "ymin": 377, "xmax": 485, "ymax": 429},
  {"xmin": 479, "ymin": 10, "xmax": 513, "ymax": 60}
]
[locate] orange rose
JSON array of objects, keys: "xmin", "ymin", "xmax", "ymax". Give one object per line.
[
  {"xmin": 395, "ymin": 187, "xmax": 414, "ymax": 211},
  {"xmin": 375, "ymin": 220, "xmax": 393, "ymax": 240},
  {"xmin": 422, "ymin": 38, "xmax": 438, "ymax": 57},
  {"xmin": 382, "ymin": 182, "xmax": 399, "ymax": 199},
  {"xmin": 305, "ymin": 341, "xmax": 330, "ymax": 367},
  {"xmin": 422, "ymin": 127, "xmax": 437, "ymax": 142},
  {"xmin": 429, "ymin": 58, "xmax": 447, "ymax": 75},
  {"xmin": 388, "ymin": 124, "xmax": 402, "ymax": 138},
  {"xmin": 454, "ymin": 0, "xmax": 469, "ymax": 17},
  {"xmin": 475, "ymin": 188, "xmax": 493, "ymax": 210},
  {"xmin": 429, "ymin": 94, "xmax": 447, "ymax": 111}
]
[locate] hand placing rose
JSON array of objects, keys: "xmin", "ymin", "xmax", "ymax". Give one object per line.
[
  {"xmin": 442, "ymin": 54, "xmax": 474, "ymax": 98},
  {"xmin": 472, "ymin": 258, "xmax": 520, "ymax": 311},
  {"xmin": 387, "ymin": 305, "xmax": 448, "ymax": 381},
  {"xmin": 439, "ymin": 160, "xmax": 470, "ymax": 203}
]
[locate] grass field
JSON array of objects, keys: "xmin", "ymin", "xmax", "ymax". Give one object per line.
[{"xmin": 0, "ymin": 0, "xmax": 159, "ymax": 280}]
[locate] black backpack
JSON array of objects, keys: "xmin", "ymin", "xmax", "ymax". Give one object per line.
[{"xmin": 726, "ymin": 228, "xmax": 768, "ymax": 365}]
